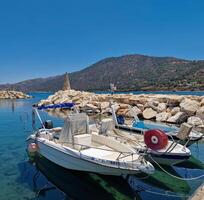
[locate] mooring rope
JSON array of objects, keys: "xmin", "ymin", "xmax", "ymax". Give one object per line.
[{"xmin": 149, "ymin": 156, "xmax": 204, "ymax": 181}]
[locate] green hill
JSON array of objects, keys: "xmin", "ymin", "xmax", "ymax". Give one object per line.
[{"xmin": 1, "ymin": 54, "xmax": 204, "ymax": 91}]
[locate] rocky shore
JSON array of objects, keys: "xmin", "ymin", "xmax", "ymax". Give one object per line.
[
  {"xmin": 0, "ymin": 90, "xmax": 31, "ymax": 99},
  {"xmin": 38, "ymin": 89, "xmax": 204, "ymax": 133}
]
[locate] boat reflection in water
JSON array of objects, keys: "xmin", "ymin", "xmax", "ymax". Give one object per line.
[
  {"xmin": 27, "ymin": 108, "xmax": 202, "ymax": 200},
  {"xmin": 22, "ymin": 154, "xmax": 195, "ymax": 200},
  {"xmin": 27, "ymin": 155, "xmax": 138, "ymax": 200}
]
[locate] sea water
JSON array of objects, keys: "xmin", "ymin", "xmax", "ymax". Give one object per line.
[{"xmin": 0, "ymin": 92, "xmax": 203, "ymax": 200}]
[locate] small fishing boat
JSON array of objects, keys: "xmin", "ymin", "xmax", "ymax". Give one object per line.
[
  {"xmin": 26, "ymin": 105, "xmax": 154, "ymax": 176},
  {"xmin": 111, "ymin": 105, "xmax": 203, "ymax": 146},
  {"xmin": 90, "ymin": 120, "xmax": 191, "ymax": 166},
  {"xmin": 109, "ymin": 106, "xmax": 191, "ymax": 165}
]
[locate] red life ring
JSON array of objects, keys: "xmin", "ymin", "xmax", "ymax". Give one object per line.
[{"xmin": 144, "ymin": 129, "xmax": 168, "ymax": 150}]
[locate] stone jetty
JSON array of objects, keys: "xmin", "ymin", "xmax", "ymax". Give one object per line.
[
  {"xmin": 38, "ymin": 89, "xmax": 204, "ymax": 133},
  {"xmin": 0, "ymin": 90, "xmax": 31, "ymax": 99}
]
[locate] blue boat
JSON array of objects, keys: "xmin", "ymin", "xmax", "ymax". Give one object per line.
[
  {"xmin": 112, "ymin": 106, "xmax": 203, "ymax": 146},
  {"xmin": 132, "ymin": 120, "xmax": 177, "ymax": 133}
]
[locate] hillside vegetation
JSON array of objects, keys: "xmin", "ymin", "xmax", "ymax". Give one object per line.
[{"xmin": 1, "ymin": 54, "xmax": 204, "ymax": 91}]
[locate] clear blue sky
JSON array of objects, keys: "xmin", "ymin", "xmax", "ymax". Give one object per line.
[{"xmin": 0, "ymin": 0, "xmax": 204, "ymax": 83}]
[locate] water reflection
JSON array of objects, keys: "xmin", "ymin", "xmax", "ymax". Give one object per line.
[
  {"xmin": 32, "ymin": 108, "xmax": 203, "ymax": 200},
  {"xmin": 0, "ymin": 99, "xmax": 28, "ymax": 111},
  {"xmin": 18, "ymin": 154, "xmax": 199, "ymax": 200},
  {"xmin": 19, "ymin": 156, "xmax": 138, "ymax": 200}
]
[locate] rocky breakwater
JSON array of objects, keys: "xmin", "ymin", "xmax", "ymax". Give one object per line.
[
  {"xmin": 0, "ymin": 90, "xmax": 31, "ymax": 99},
  {"xmin": 38, "ymin": 90, "xmax": 204, "ymax": 133}
]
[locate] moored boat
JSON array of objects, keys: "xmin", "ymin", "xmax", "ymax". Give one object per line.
[
  {"xmin": 26, "ymin": 107, "xmax": 154, "ymax": 176},
  {"xmin": 111, "ymin": 105, "xmax": 203, "ymax": 146},
  {"xmin": 108, "ymin": 105, "xmax": 192, "ymax": 165}
]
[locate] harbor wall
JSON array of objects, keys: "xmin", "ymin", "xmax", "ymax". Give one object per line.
[{"xmin": 38, "ymin": 90, "xmax": 204, "ymax": 132}]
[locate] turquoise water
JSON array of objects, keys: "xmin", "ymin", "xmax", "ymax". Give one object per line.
[{"xmin": 0, "ymin": 92, "xmax": 203, "ymax": 200}]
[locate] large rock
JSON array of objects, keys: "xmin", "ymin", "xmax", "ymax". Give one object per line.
[
  {"xmin": 100, "ymin": 102, "xmax": 110, "ymax": 110},
  {"xmin": 96, "ymin": 94, "xmax": 111, "ymax": 102},
  {"xmin": 156, "ymin": 112, "xmax": 170, "ymax": 122},
  {"xmin": 201, "ymin": 98, "xmax": 204, "ymax": 106},
  {"xmin": 167, "ymin": 112, "xmax": 188, "ymax": 124},
  {"xmin": 170, "ymin": 107, "xmax": 180, "ymax": 115},
  {"xmin": 142, "ymin": 108, "xmax": 157, "ymax": 119},
  {"xmin": 147, "ymin": 100, "xmax": 166, "ymax": 112},
  {"xmin": 180, "ymin": 99, "xmax": 200, "ymax": 116},
  {"xmin": 0, "ymin": 91, "xmax": 30, "ymax": 99},
  {"xmin": 167, "ymin": 95, "xmax": 184, "ymax": 106},
  {"xmin": 157, "ymin": 103, "xmax": 167, "ymax": 112},
  {"xmin": 152, "ymin": 100, "xmax": 159, "ymax": 106},
  {"xmin": 54, "ymin": 97, "xmax": 69, "ymax": 104},
  {"xmin": 196, "ymin": 106, "xmax": 204, "ymax": 120},
  {"xmin": 117, "ymin": 108, "xmax": 130, "ymax": 117},
  {"xmin": 153, "ymin": 95, "xmax": 168, "ymax": 103},
  {"xmin": 128, "ymin": 106, "xmax": 142, "ymax": 117},
  {"xmin": 147, "ymin": 100, "xmax": 158, "ymax": 111},
  {"xmin": 112, "ymin": 96, "xmax": 130, "ymax": 104},
  {"xmin": 137, "ymin": 103, "xmax": 144, "ymax": 111},
  {"xmin": 129, "ymin": 97, "xmax": 148, "ymax": 105},
  {"xmin": 187, "ymin": 116, "xmax": 203, "ymax": 126}
]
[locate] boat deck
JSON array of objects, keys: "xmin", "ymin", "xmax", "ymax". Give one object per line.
[{"xmin": 81, "ymin": 144, "xmax": 139, "ymax": 162}]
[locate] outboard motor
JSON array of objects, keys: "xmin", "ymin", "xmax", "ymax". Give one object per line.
[{"xmin": 43, "ymin": 120, "xmax": 53, "ymax": 129}]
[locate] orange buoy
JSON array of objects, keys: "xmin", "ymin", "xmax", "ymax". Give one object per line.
[
  {"xmin": 28, "ymin": 143, "xmax": 38, "ymax": 153},
  {"xmin": 144, "ymin": 129, "xmax": 168, "ymax": 150}
]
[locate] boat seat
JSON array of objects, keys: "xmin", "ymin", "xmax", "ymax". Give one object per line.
[
  {"xmin": 100, "ymin": 118, "xmax": 114, "ymax": 135},
  {"xmin": 176, "ymin": 123, "xmax": 192, "ymax": 140},
  {"xmin": 51, "ymin": 127, "xmax": 62, "ymax": 132},
  {"xmin": 74, "ymin": 134, "xmax": 92, "ymax": 150}
]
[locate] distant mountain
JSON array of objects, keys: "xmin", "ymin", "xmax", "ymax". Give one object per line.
[
  {"xmin": 1, "ymin": 54, "xmax": 204, "ymax": 92},
  {"xmin": 0, "ymin": 75, "xmax": 64, "ymax": 92}
]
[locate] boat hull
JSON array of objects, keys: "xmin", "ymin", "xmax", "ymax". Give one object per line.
[
  {"xmin": 27, "ymin": 138, "xmax": 143, "ymax": 176},
  {"xmin": 146, "ymin": 153, "xmax": 190, "ymax": 165}
]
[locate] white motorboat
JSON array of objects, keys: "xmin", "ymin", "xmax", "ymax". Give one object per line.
[{"xmin": 26, "ymin": 107, "xmax": 154, "ymax": 176}]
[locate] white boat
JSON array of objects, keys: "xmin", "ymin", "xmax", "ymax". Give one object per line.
[
  {"xmin": 26, "ymin": 108, "xmax": 154, "ymax": 176},
  {"xmin": 108, "ymin": 106, "xmax": 191, "ymax": 165},
  {"xmin": 88, "ymin": 119, "xmax": 191, "ymax": 166}
]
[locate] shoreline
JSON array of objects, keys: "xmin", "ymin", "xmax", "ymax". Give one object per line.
[
  {"xmin": 95, "ymin": 90, "xmax": 204, "ymax": 96},
  {"xmin": 28, "ymin": 90, "xmax": 204, "ymax": 96},
  {"xmin": 0, "ymin": 90, "xmax": 31, "ymax": 99}
]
